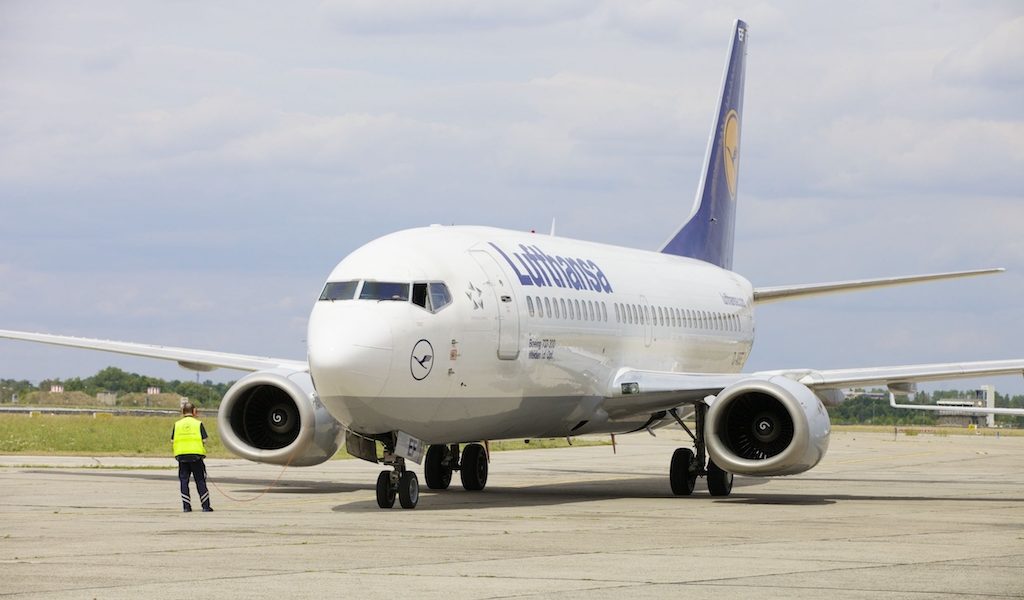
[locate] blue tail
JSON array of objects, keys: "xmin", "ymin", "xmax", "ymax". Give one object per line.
[{"xmin": 660, "ymin": 20, "xmax": 748, "ymax": 271}]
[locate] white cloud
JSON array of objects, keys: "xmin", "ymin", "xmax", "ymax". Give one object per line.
[
  {"xmin": 1, "ymin": 1, "xmax": 1022, "ymax": 393},
  {"xmin": 319, "ymin": 0, "xmax": 593, "ymax": 34},
  {"xmin": 937, "ymin": 16, "xmax": 1024, "ymax": 88}
]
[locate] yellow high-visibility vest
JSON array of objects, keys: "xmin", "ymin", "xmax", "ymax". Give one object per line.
[{"xmin": 172, "ymin": 416, "xmax": 206, "ymax": 457}]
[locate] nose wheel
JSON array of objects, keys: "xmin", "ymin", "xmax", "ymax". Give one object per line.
[{"xmin": 376, "ymin": 447, "xmax": 420, "ymax": 509}]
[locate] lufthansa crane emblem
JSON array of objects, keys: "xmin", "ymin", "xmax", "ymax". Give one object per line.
[
  {"xmin": 722, "ymin": 109, "xmax": 740, "ymax": 200},
  {"xmin": 410, "ymin": 339, "xmax": 434, "ymax": 381}
]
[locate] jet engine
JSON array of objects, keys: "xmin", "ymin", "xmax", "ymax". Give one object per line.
[
  {"xmin": 217, "ymin": 368, "xmax": 344, "ymax": 466},
  {"xmin": 705, "ymin": 375, "xmax": 831, "ymax": 476}
]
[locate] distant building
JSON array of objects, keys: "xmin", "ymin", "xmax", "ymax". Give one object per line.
[
  {"xmin": 937, "ymin": 386, "xmax": 995, "ymax": 427},
  {"xmin": 146, "ymin": 386, "xmax": 161, "ymax": 396},
  {"xmin": 49, "ymin": 384, "xmax": 64, "ymax": 394}
]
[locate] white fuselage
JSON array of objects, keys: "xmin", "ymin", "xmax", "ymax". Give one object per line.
[{"xmin": 307, "ymin": 225, "xmax": 755, "ymax": 444}]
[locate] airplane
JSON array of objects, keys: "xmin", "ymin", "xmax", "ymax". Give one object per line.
[{"xmin": 3, "ymin": 20, "xmax": 1024, "ymax": 510}]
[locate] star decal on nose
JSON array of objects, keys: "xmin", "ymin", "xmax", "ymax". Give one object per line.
[{"xmin": 466, "ymin": 282, "xmax": 484, "ymax": 310}]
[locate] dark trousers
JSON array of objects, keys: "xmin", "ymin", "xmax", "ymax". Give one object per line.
[{"xmin": 178, "ymin": 459, "xmax": 211, "ymax": 510}]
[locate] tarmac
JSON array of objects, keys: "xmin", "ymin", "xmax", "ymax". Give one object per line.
[{"xmin": 1, "ymin": 429, "xmax": 1022, "ymax": 599}]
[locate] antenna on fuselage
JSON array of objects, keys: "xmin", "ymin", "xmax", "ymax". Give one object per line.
[{"xmin": 549, "ymin": 218, "xmax": 556, "ymax": 236}]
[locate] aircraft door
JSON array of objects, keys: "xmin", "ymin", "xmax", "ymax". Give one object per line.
[{"xmin": 469, "ymin": 249, "xmax": 521, "ymax": 360}]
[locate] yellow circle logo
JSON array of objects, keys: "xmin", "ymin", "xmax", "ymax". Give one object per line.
[{"xmin": 722, "ymin": 109, "xmax": 740, "ymax": 200}]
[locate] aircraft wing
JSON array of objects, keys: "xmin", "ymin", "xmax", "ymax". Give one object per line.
[
  {"xmin": 605, "ymin": 359, "xmax": 1024, "ymax": 416},
  {"xmin": 753, "ymin": 268, "xmax": 1003, "ymax": 304},
  {"xmin": 768, "ymin": 360, "xmax": 1024, "ymax": 390},
  {"xmin": 0, "ymin": 329, "xmax": 306, "ymax": 373}
]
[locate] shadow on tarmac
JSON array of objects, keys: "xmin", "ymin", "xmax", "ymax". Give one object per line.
[{"xmin": 29, "ymin": 469, "xmax": 1024, "ymax": 511}]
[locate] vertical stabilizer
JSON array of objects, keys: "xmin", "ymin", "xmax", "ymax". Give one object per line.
[{"xmin": 660, "ymin": 20, "xmax": 748, "ymax": 270}]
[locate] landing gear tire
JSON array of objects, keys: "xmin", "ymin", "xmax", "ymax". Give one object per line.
[
  {"xmin": 460, "ymin": 443, "xmax": 488, "ymax": 491},
  {"xmin": 669, "ymin": 448, "xmax": 697, "ymax": 496},
  {"xmin": 707, "ymin": 460, "xmax": 734, "ymax": 497},
  {"xmin": 376, "ymin": 470, "xmax": 396, "ymax": 508},
  {"xmin": 425, "ymin": 444, "xmax": 453, "ymax": 490},
  {"xmin": 398, "ymin": 471, "xmax": 420, "ymax": 509}
]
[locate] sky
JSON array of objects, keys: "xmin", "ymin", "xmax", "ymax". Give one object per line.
[{"xmin": 1, "ymin": 1, "xmax": 1023, "ymax": 394}]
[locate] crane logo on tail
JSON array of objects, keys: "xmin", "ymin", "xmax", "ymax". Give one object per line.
[{"xmin": 723, "ymin": 109, "xmax": 740, "ymax": 201}]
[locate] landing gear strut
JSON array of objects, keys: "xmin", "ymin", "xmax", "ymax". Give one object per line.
[
  {"xmin": 376, "ymin": 444, "xmax": 419, "ymax": 509},
  {"xmin": 668, "ymin": 404, "xmax": 733, "ymax": 498}
]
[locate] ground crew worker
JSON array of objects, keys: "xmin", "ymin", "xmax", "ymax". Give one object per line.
[{"xmin": 171, "ymin": 402, "xmax": 213, "ymax": 512}]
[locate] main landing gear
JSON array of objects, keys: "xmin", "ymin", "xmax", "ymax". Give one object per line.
[
  {"xmin": 376, "ymin": 441, "xmax": 489, "ymax": 509},
  {"xmin": 668, "ymin": 404, "xmax": 734, "ymax": 498}
]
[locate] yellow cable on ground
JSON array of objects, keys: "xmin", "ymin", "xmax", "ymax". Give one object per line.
[{"xmin": 207, "ymin": 452, "xmax": 296, "ymax": 503}]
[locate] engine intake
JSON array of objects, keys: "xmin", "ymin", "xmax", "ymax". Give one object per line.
[
  {"xmin": 218, "ymin": 368, "xmax": 344, "ymax": 466},
  {"xmin": 705, "ymin": 376, "xmax": 831, "ymax": 476}
]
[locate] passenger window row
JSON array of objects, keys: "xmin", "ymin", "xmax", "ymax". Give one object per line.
[
  {"xmin": 612, "ymin": 302, "xmax": 742, "ymax": 333},
  {"xmin": 526, "ymin": 296, "xmax": 608, "ymax": 322},
  {"xmin": 524, "ymin": 295, "xmax": 741, "ymax": 332}
]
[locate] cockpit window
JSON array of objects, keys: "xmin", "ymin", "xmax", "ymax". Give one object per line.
[
  {"xmin": 319, "ymin": 280, "xmax": 358, "ymax": 301},
  {"xmin": 359, "ymin": 281, "xmax": 410, "ymax": 301},
  {"xmin": 410, "ymin": 282, "xmax": 452, "ymax": 313},
  {"xmin": 429, "ymin": 283, "xmax": 452, "ymax": 311}
]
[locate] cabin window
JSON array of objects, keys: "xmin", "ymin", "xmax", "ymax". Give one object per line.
[
  {"xmin": 614, "ymin": 303, "xmax": 620, "ymax": 323},
  {"xmin": 642, "ymin": 306, "xmax": 649, "ymax": 324},
  {"xmin": 535, "ymin": 296, "xmax": 544, "ymax": 318},
  {"xmin": 553, "ymin": 298, "xmax": 561, "ymax": 319},
  {"xmin": 631, "ymin": 305, "xmax": 638, "ymax": 324},
  {"xmin": 359, "ymin": 281, "xmax": 409, "ymax": 301},
  {"xmin": 560, "ymin": 298, "xmax": 567, "ymax": 319},
  {"xmin": 544, "ymin": 297, "xmax": 552, "ymax": 318},
  {"xmin": 657, "ymin": 306, "xmax": 664, "ymax": 326},
  {"xmin": 601, "ymin": 302, "xmax": 608, "ymax": 322},
  {"xmin": 526, "ymin": 296, "xmax": 535, "ymax": 317},
  {"xmin": 567, "ymin": 299, "xmax": 575, "ymax": 320},
  {"xmin": 319, "ymin": 280, "xmax": 359, "ymax": 301},
  {"xmin": 670, "ymin": 308, "xmax": 677, "ymax": 328}
]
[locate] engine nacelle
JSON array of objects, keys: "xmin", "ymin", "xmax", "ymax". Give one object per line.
[
  {"xmin": 218, "ymin": 368, "xmax": 344, "ymax": 466},
  {"xmin": 705, "ymin": 375, "xmax": 831, "ymax": 476}
]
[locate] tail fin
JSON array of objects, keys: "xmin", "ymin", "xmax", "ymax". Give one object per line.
[{"xmin": 660, "ymin": 20, "xmax": 748, "ymax": 270}]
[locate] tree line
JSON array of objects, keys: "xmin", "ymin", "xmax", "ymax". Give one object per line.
[
  {"xmin": 0, "ymin": 367, "xmax": 234, "ymax": 407},
  {"xmin": 2, "ymin": 369, "xmax": 1023, "ymax": 426},
  {"xmin": 829, "ymin": 390, "xmax": 1024, "ymax": 427}
]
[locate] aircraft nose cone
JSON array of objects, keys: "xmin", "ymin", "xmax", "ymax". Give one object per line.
[{"xmin": 307, "ymin": 303, "xmax": 393, "ymax": 398}]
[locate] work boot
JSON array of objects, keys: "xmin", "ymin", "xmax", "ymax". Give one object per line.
[{"xmin": 202, "ymin": 507, "xmax": 214, "ymax": 512}]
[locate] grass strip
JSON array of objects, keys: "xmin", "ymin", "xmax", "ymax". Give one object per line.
[{"xmin": 0, "ymin": 414, "xmax": 608, "ymax": 458}]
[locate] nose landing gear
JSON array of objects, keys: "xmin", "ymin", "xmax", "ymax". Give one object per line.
[{"xmin": 376, "ymin": 450, "xmax": 420, "ymax": 509}]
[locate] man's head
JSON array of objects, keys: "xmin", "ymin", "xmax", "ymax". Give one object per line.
[{"xmin": 182, "ymin": 402, "xmax": 197, "ymax": 416}]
